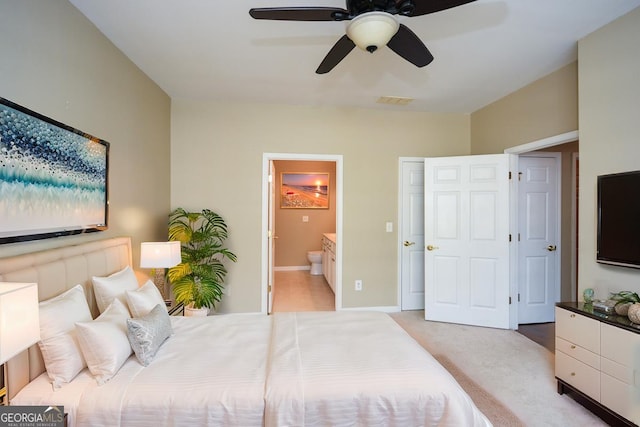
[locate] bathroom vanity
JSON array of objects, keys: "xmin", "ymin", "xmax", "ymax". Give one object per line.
[{"xmin": 322, "ymin": 233, "xmax": 336, "ymax": 293}]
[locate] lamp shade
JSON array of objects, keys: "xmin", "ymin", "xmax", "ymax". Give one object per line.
[
  {"xmin": 0, "ymin": 282, "xmax": 40, "ymax": 364},
  {"xmin": 346, "ymin": 11, "xmax": 399, "ymax": 52},
  {"xmin": 140, "ymin": 241, "xmax": 182, "ymax": 268}
]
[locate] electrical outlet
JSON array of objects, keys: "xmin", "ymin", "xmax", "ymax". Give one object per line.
[{"xmin": 355, "ymin": 280, "xmax": 363, "ymax": 291}]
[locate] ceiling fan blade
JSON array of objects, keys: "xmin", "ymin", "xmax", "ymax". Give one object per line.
[
  {"xmin": 249, "ymin": 7, "xmax": 349, "ymax": 21},
  {"xmin": 387, "ymin": 24, "xmax": 434, "ymax": 68},
  {"xmin": 316, "ymin": 35, "xmax": 356, "ymax": 74},
  {"xmin": 409, "ymin": 0, "xmax": 476, "ymax": 17}
]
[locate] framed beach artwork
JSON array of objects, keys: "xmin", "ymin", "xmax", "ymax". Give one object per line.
[
  {"xmin": 280, "ymin": 172, "xmax": 329, "ymax": 209},
  {"xmin": 0, "ymin": 97, "xmax": 109, "ymax": 244}
]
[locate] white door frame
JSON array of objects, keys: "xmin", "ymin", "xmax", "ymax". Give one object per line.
[
  {"xmin": 506, "ymin": 130, "xmax": 578, "ymax": 328},
  {"xmin": 261, "ymin": 153, "xmax": 344, "ymax": 314},
  {"xmin": 570, "ymin": 152, "xmax": 579, "ymax": 301}
]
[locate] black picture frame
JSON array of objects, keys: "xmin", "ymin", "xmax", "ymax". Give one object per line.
[{"xmin": 0, "ymin": 97, "xmax": 109, "ymax": 244}]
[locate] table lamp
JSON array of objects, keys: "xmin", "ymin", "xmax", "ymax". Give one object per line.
[
  {"xmin": 0, "ymin": 282, "xmax": 41, "ymax": 404},
  {"xmin": 140, "ymin": 241, "xmax": 182, "ymax": 301}
]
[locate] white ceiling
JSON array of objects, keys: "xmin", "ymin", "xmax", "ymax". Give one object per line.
[{"xmin": 68, "ymin": 0, "xmax": 640, "ymax": 113}]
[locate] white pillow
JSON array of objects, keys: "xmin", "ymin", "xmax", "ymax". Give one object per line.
[
  {"xmin": 127, "ymin": 304, "xmax": 173, "ymax": 366},
  {"xmin": 76, "ymin": 299, "xmax": 132, "ymax": 385},
  {"xmin": 125, "ymin": 280, "xmax": 166, "ymax": 318},
  {"xmin": 92, "ymin": 266, "xmax": 139, "ymax": 313},
  {"xmin": 38, "ymin": 284, "xmax": 92, "ymax": 389}
]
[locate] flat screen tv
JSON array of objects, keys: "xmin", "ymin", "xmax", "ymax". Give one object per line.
[
  {"xmin": 597, "ymin": 170, "xmax": 640, "ymax": 269},
  {"xmin": 0, "ymin": 97, "xmax": 109, "ymax": 244}
]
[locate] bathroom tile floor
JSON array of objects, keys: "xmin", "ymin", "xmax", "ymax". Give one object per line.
[{"xmin": 272, "ymin": 270, "xmax": 335, "ymax": 312}]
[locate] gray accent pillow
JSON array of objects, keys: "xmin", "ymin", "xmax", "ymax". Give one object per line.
[{"xmin": 126, "ymin": 304, "xmax": 173, "ymax": 366}]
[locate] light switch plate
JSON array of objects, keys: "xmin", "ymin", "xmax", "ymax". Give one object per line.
[
  {"xmin": 302, "ymin": 216, "xmax": 309, "ymax": 223},
  {"xmin": 385, "ymin": 222, "xmax": 393, "ymax": 232}
]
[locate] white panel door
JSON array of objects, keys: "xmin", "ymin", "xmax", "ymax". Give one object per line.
[
  {"xmin": 424, "ymin": 154, "xmax": 511, "ymax": 329},
  {"xmin": 400, "ymin": 160, "xmax": 425, "ymax": 310},
  {"xmin": 517, "ymin": 155, "xmax": 560, "ymax": 324}
]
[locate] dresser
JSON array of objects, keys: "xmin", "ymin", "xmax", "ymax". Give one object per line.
[{"xmin": 555, "ymin": 302, "xmax": 640, "ymax": 426}]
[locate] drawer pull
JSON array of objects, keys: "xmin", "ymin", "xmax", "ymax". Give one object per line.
[
  {"xmin": 570, "ymin": 314, "xmax": 575, "ymax": 318},
  {"xmin": 570, "ymin": 345, "xmax": 576, "ymax": 349},
  {"xmin": 571, "ymin": 372, "xmax": 576, "ymax": 376}
]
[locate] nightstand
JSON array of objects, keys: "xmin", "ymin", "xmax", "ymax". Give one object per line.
[
  {"xmin": 167, "ymin": 301, "xmax": 184, "ymax": 316},
  {"xmin": 0, "ymin": 364, "xmax": 6, "ymax": 406}
]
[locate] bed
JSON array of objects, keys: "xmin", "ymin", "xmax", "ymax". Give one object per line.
[{"xmin": 0, "ymin": 237, "xmax": 491, "ymax": 427}]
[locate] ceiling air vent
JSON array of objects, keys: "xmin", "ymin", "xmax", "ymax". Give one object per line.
[{"xmin": 376, "ymin": 96, "xmax": 414, "ymax": 106}]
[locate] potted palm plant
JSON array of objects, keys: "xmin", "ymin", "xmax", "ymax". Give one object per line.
[{"xmin": 167, "ymin": 208, "xmax": 237, "ymax": 316}]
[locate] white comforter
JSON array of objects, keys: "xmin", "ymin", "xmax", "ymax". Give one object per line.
[
  {"xmin": 14, "ymin": 314, "xmax": 272, "ymax": 427},
  {"xmin": 265, "ymin": 311, "xmax": 491, "ymax": 427},
  {"xmin": 13, "ymin": 312, "xmax": 491, "ymax": 427}
]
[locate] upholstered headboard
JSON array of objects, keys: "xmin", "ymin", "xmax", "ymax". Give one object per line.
[{"xmin": 0, "ymin": 237, "xmax": 132, "ymax": 400}]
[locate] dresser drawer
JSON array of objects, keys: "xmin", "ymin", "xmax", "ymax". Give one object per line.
[
  {"xmin": 601, "ymin": 356, "xmax": 636, "ymax": 386},
  {"xmin": 556, "ymin": 350, "xmax": 600, "ymax": 401},
  {"xmin": 555, "ymin": 307, "xmax": 600, "ymax": 354},
  {"xmin": 601, "ymin": 323, "xmax": 640, "ymax": 371},
  {"xmin": 556, "ymin": 337, "xmax": 599, "ymax": 369},
  {"xmin": 601, "ymin": 372, "xmax": 640, "ymax": 425}
]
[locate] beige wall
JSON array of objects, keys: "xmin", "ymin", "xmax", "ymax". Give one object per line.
[
  {"xmin": 470, "ymin": 64, "xmax": 580, "ymax": 304},
  {"xmin": 11, "ymin": 0, "xmax": 635, "ymax": 315},
  {"xmin": 471, "ymin": 62, "xmax": 578, "ymax": 154},
  {"xmin": 171, "ymin": 100, "xmax": 470, "ymax": 312},
  {"xmin": 0, "ymin": 0, "xmax": 171, "ymax": 271},
  {"xmin": 578, "ymin": 7, "xmax": 640, "ymax": 299},
  {"xmin": 273, "ymin": 160, "xmax": 336, "ymax": 268}
]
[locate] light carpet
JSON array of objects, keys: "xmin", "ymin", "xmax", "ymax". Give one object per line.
[{"xmin": 391, "ymin": 311, "xmax": 608, "ymax": 427}]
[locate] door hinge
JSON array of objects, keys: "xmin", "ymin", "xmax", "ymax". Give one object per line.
[
  {"xmin": 268, "ymin": 285, "xmax": 272, "ymax": 293},
  {"xmin": 518, "ymin": 233, "xmax": 521, "ymax": 242},
  {"xmin": 518, "ymin": 293, "xmax": 521, "ymax": 302},
  {"xmin": 509, "ymin": 234, "xmax": 512, "ymax": 242},
  {"xmin": 518, "ymin": 171, "xmax": 523, "ymax": 181},
  {"xmin": 509, "ymin": 296, "xmax": 512, "ymax": 305},
  {"xmin": 509, "ymin": 171, "xmax": 512, "ymax": 180}
]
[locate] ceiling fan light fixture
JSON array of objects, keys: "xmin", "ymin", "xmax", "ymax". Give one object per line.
[{"xmin": 346, "ymin": 11, "xmax": 399, "ymax": 53}]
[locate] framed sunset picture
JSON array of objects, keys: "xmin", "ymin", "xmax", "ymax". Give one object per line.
[{"xmin": 280, "ymin": 172, "xmax": 329, "ymax": 209}]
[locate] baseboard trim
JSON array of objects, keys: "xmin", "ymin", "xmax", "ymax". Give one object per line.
[{"xmin": 274, "ymin": 266, "xmax": 310, "ymax": 271}]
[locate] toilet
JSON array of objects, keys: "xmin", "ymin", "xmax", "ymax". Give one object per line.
[{"xmin": 307, "ymin": 250, "xmax": 323, "ymax": 275}]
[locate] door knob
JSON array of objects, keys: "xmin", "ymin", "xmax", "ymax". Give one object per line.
[
  {"xmin": 426, "ymin": 245, "xmax": 439, "ymax": 251},
  {"xmin": 403, "ymin": 241, "xmax": 415, "ymax": 247},
  {"xmin": 546, "ymin": 245, "xmax": 557, "ymax": 252}
]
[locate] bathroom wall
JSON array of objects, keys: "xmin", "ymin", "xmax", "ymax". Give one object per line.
[{"xmin": 273, "ymin": 160, "xmax": 337, "ymax": 268}]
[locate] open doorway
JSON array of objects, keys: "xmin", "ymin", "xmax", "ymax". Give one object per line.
[
  {"xmin": 507, "ymin": 131, "xmax": 579, "ymax": 339},
  {"xmin": 261, "ymin": 153, "xmax": 343, "ymax": 314},
  {"xmin": 506, "ymin": 132, "xmax": 580, "ymax": 323},
  {"xmin": 398, "ymin": 131, "xmax": 579, "ymax": 330}
]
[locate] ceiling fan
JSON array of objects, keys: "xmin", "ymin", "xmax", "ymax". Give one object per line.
[{"xmin": 249, "ymin": 0, "xmax": 476, "ymax": 74}]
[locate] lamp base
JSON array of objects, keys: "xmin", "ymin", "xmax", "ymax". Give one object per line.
[{"xmin": 152, "ymin": 269, "xmax": 167, "ymax": 301}]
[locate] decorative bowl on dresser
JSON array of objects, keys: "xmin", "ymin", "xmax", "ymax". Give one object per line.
[{"xmin": 555, "ymin": 302, "xmax": 639, "ymax": 426}]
